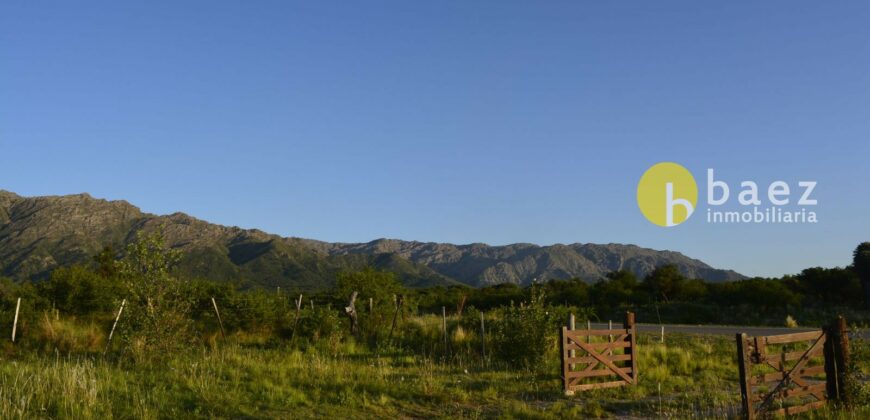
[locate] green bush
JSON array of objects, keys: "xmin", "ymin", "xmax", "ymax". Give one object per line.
[
  {"xmin": 296, "ymin": 305, "xmax": 344, "ymax": 351},
  {"xmin": 113, "ymin": 230, "xmax": 195, "ymax": 362},
  {"xmin": 489, "ymin": 286, "xmax": 556, "ymax": 369},
  {"xmin": 39, "ymin": 265, "xmax": 123, "ymax": 316}
]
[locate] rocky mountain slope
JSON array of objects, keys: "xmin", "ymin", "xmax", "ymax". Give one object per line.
[
  {"xmin": 308, "ymin": 240, "xmax": 743, "ymax": 286},
  {"xmin": 0, "ymin": 190, "xmax": 744, "ymax": 288}
]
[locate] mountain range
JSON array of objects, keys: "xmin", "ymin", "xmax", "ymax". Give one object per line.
[{"xmin": 0, "ymin": 190, "xmax": 744, "ymax": 289}]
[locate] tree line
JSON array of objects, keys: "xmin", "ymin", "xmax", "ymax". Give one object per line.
[{"xmin": 0, "ymin": 237, "xmax": 867, "ymax": 358}]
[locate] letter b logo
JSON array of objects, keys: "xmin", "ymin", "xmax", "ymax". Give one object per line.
[{"xmin": 637, "ymin": 162, "xmax": 698, "ymax": 227}]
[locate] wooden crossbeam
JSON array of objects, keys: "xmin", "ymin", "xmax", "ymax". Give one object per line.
[
  {"xmin": 764, "ymin": 331, "xmax": 824, "ymax": 345},
  {"xmin": 770, "ymin": 400, "xmax": 827, "ymax": 417},
  {"xmin": 565, "ymin": 354, "xmax": 631, "ymax": 365},
  {"xmin": 751, "ymin": 366, "xmax": 826, "ymax": 385},
  {"xmin": 564, "ymin": 334, "xmax": 629, "ymax": 351},
  {"xmin": 570, "ymin": 380, "xmax": 626, "ymax": 391},
  {"xmin": 564, "ymin": 328, "xmax": 631, "ymax": 337}
]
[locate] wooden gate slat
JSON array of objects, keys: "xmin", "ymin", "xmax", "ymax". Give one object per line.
[
  {"xmin": 770, "ymin": 400, "xmax": 827, "ymax": 416},
  {"xmin": 764, "ymin": 330, "xmax": 823, "ymax": 344},
  {"xmin": 750, "ymin": 365, "xmax": 826, "ymax": 384},
  {"xmin": 782, "ymin": 383, "xmax": 827, "ymax": 399},
  {"xmin": 571, "ymin": 380, "xmax": 626, "ymax": 391},
  {"xmin": 566, "ymin": 354, "xmax": 631, "ymax": 364},
  {"xmin": 565, "ymin": 328, "xmax": 631, "ymax": 337},
  {"xmin": 568, "ymin": 367, "xmax": 633, "ymax": 379},
  {"xmin": 762, "ymin": 346, "xmax": 825, "ymax": 367},
  {"xmin": 565, "ymin": 337, "xmax": 630, "ymax": 351}
]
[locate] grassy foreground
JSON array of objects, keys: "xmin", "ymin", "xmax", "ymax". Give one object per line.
[{"xmin": 0, "ymin": 331, "xmax": 867, "ymax": 419}]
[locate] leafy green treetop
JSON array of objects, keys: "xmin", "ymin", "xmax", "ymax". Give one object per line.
[{"xmin": 114, "ymin": 229, "xmax": 194, "ymax": 361}]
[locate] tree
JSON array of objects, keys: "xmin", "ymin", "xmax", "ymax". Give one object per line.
[
  {"xmin": 543, "ymin": 278, "xmax": 590, "ymax": 307},
  {"xmin": 792, "ymin": 267, "xmax": 861, "ymax": 306},
  {"xmin": 591, "ymin": 271, "xmax": 639, "ymax": 307},
  {"xmin": 93, "ymin": 246, "xmax": 118, "ymax": 279},
  {"xmin": 335, "ymin": 267, "xmax": 403, "ymax": 346},
  {"xmin": 854, "ymin": 242, "xmax": 870, "ymax": 309},
  {"xmin": 642, "ymin": 265, "xmax": 686, "ymax": 303},
  {"xmin": 114, "ymin": 230, "xmax": 194, "ymax": 360},
  {"xmin": 710, "ymin": 278, "xmax": 801, "ymax": 308},
  {"xmin": 41, "ymin": 264, "xmax": 122, "ymax": 315},
  {"xmin": 336, "ymin": 267, "xmax": 402, "ymax": 308}
]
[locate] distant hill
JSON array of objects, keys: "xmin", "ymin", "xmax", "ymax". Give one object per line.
[{"xmin": 0, "ymin": 190, "xmax": 744, "ymax": 288}]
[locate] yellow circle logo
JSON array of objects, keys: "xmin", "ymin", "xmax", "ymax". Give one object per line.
[{"xmin": 637, "ymin": 162, "xmax": 698, "ymax": 227}]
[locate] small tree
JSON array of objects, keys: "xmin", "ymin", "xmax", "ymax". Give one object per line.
[
  {"xmin": 114, "ymin": 230, "xmax": 194, "ymax": 361},
  {"xmin": 854, "ymin": 242, "xmax": 870, "ymax": 309},
  {"xmin": 335, "ymin": 267, "xmax": 402, "ymax": 346},
  {"xmin": 490, "ymin": 285, "xmax": 555, "ymax": 369}
]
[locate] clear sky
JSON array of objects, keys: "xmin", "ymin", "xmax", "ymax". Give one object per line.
[{"xmin": 2, "ymin": 1, "xmax": 868, "ymax": 277}]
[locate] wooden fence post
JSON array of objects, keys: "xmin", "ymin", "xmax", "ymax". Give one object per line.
[
  {"xmin": 827, "ymin": 316, "xmax": 850, "ymax": 405},
  {"xmin": 608, "ymin": 319, "xmax": 613, "ymax": 356},
  {"xmin": 105, "ymin": 299, "xmax": 126, "ymax": 353},
  {"xmin": 441, "ymin": 306, "xmax": 448, "ymax": 355},
  {"xmin": 624, "ymin": 311, "xmax": 638, "ymax": 385},
  {"xmin": 11, "ymin": 298, "xmax": 21, "ymax": 343},
  {"xmin": 289, "ymin": 294, "xmax": 303, "ymax": 341},
  {"xmin": 736, "ymin": 333, "xmax": 754, "ymax": 419},
  {"xmin": 567, "ymin": 313, "xmax": 576, "ymax": 370},
  {"xmin": 211, "ymin": 297, "xmax": 226, "ymax": 339},
  {"xmin": 479, "ymin": 310, "xmax": 486, "ymax": 359},
  {"xmin": 387, "ymin": 294, "xmax": 403, "ymax": 344},
  {"xmin": 560, "ymin": 325, "xmax": 572, "ymax": 396}
]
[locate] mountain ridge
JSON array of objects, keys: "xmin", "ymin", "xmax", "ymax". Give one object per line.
[{"xmin": 0, "ymin": 190, "xmax": 745, "ymax": 288}]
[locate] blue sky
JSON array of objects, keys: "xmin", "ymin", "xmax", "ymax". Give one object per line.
[{"xmin": 2, "ymin": 1, "xmax": 868, "ymax": 277}]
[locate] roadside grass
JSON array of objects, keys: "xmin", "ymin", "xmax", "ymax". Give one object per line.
[
  {"xmin": 0, "ymin": 332, "xmax": 745, "ymax": 419},
  {"xmin": 0, "ymin": 318, "xmax": 866, "ymax": 419}
]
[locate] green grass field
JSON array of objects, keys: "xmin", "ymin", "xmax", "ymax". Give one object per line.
[{"xmin": 0, "ymin": 324, "xmax": 867, "ymax": 419}]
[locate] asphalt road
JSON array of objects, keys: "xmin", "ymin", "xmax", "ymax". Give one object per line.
[{"xmin": 587, "ymin": 322, "xmax": 870, "ymax": 339}]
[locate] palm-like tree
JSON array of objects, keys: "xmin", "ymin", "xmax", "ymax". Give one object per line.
[{"xmin": 854, "ymin": 242, "xmax": 870, "ymax": 309}]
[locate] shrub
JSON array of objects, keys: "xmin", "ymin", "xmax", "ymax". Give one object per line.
[
  {"xmin": 113, "ymin": 230, "xmax": 196, "ymax": 362},
  {"xmin": 489, "ymin": 286, "xmax": 556, "ymax": 369},
  {"xmin": 39, "ymin": 265, "xmax": 123, "ymax": 317},
  {"xmin": 297, "ymin": 305, "xmax": 344, "ymax": 351}
]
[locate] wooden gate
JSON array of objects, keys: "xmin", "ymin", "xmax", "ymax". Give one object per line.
[
  {"xmin": 736, "ymin": 317, "xmax": 850, "ymax": 419},
  {"xmin": 560, "ymin": 312, "xmax": 637, "ymax": 395}
]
